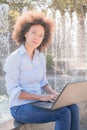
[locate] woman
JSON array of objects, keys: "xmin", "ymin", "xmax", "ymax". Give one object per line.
[{"xmin": 4, "ymin": 11, "xmax": 80, "ymax": 130}]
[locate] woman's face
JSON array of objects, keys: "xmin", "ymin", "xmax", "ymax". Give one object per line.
[{"xmin": 25, "ymin": 24, "xmax": 45, "ymax": 49}]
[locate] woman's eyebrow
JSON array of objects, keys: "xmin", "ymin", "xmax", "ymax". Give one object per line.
[{"xmin": 32, "ymin": 29, "xmax": 44, "ymax": 35}]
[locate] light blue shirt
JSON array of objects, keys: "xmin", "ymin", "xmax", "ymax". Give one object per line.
[{"xmin": 4, "ymin": 44, "xmax": 48, "ymax": 107}]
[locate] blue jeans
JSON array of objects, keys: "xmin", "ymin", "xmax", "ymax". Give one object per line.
[{"xmin": 10, "ymin": 103, "xmax": 80, "ymax": 130}]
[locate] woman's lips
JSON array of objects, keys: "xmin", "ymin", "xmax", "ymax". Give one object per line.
[{"xmin": 32, "ymin": 41, "xmax": 38, "ymax": 45}]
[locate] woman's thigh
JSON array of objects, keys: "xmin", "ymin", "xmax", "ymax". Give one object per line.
[{"xmin": 10, "ymin": 103, "xmax": 71, "ymax": 124}]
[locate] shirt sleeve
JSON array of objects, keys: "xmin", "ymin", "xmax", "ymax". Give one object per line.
[
  {"xmin": 4, "ymin": 53, "xmax": 23, "ymax": 99},
  {"xmin": 39, "ymin": 53, "xmax": 49, "ymax": 87}
]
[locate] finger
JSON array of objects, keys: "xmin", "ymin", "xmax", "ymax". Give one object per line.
[{"xmin": 49, "ymin": 99, "xmax": 55, "ymax": 102}]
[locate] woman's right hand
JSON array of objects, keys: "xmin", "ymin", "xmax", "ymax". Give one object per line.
[{"xmin": 39, "ymin": 94, "xmax": 58, "ymax": 102}]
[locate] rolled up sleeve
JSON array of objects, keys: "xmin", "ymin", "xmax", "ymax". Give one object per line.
[{"xmin": 4, "ymin": 54, "xmax": 23, "ymax": 99}]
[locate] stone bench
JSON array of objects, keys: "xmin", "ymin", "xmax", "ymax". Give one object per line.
[
  {"xmin": 0, "ymin": 101, "xmax": 87, "ymax": 130},
  {"xmin": 0, "ymin": 119, "xmax": 24, "ymax": 130},
  {"xmin": 0, "ymin": 119, "xmax": 54, "ymax": 130}
]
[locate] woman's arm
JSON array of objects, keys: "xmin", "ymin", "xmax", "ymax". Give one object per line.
[
  {"xmin": 43, "ymin": 84, "xmax": 59, "ymax": 95},
  {"xmin": 19, "ymin": 90, "xmax": 58, "ymax": 102},
  {"xmin": 19, "ymin": 91, "xmax": 42, "ymax": 100}
]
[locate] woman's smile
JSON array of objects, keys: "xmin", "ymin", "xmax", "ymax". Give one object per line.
[{"xmin": 25, "ymin": 25, "xmax": 45, "ymax": 49}]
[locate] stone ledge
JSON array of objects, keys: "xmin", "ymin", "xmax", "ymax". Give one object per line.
[
  {"xmin": 0, "ymin": 119, "xmax": 54, "ymax": 130},
  {"xmin": 19, "ymin": 122, "xmax": 54, "ymax": 130},
  {"xmin": 0, "ymin": 119, "xmax": 24, "ymax": 130},
  {"xmin": 0, "ymin": 101, "xmax": 87, "ymax": 130}
]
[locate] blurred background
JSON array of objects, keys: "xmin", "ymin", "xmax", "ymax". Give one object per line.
[{"xmin": 0, "ymin": 0, "xmax": 87, "ymax": 124}]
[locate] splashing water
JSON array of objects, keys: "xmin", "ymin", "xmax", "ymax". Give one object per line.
[
  {"xmin": 0, "ymin": 4, "xmax": 87, "ymax": 124},
  {"xmin": 0, "ymin": 95, "xmax": 12, "ymax": 124}
]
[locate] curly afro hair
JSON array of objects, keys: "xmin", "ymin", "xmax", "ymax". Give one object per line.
[{"xmin": 12, "ymin": 11, "xmax": 55, "ymax": 52}]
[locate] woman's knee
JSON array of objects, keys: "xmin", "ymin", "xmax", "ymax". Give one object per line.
[
  {"xmin": 69, "ymin": 104, "xmax": 79, "ymax": 113},
  {"xmin": 56, "ymin": 107, "xmax": 71, "ymax": 120},
  {"xmin": 63, "ymin": 107, "xmax": 71, "ymax": 117}
]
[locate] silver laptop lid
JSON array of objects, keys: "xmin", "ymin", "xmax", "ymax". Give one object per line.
[{"xmin": 52, "ymin": 81, "xmax": 87, "ymax": 110}]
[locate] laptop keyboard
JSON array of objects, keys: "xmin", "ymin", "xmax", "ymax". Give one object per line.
[{"xmin": 31, "ymin": 101, "xmax": 54, "ymax": 109}]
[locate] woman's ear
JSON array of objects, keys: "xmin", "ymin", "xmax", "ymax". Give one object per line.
[
  {"xmin": 25, "ymin": 32, "xmax": 28, "ymax": 38},
  {"xmin": 25, "ymin": 34, "xmax": 27, "ymax": 38}
]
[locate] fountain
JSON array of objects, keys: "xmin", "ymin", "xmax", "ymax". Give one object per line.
[
  {"xmin": 0, "ymin": 3, "xmax": 9, "ymax": 95},
  {"xmin": 0, "ymin": 2, "xmax": 87, "ymax": 127}
]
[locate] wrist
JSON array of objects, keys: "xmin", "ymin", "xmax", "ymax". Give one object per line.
[{"xmin": 37, "ymin": 95, "xmax": 43, "ymax": 100}]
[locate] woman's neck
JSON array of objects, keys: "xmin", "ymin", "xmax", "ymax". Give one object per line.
[{"xmin": 25, "ymin": 43, "xmax": 35, "ymax": 60}]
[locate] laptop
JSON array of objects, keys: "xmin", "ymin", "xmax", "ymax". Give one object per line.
[{"xmin": 31, "ymin": 81, "xmax": 87, "ymax": 110}]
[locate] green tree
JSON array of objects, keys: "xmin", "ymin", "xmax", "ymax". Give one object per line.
[
  {"xmin": 46, "ymin": 54, "xmax": 53, "ymax": 69},
  {"xmin": 50, "ymin": 0, "xmax": 87, "ymax": 16}
]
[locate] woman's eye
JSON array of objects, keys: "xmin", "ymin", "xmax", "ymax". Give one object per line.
[
  {"xmin": 32, "ymin": 31, "xmax": 36, "ymax": 34},
  {"xmin": 40, "ymin": 35, "xmax": 43, "ymax": 38},
  {"xmin": 40, "ymin": 35, "xmax": 44, "ymax": 38}
]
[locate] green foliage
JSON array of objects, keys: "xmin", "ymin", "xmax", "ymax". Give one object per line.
[
  {"xmin": 9, "ymin": 10, "xmax": 19, "ymax": 21},
  {"xmin": 8, "ymin": 2, "xmax": 33, "ymax": 31},
  {"xmin": 46, "ymin": 54, "xmax": 53, "ymax": 69},
  {"xmin": 0, "ymin": 0, "xmax": 7, "ymax": 3},
  {"xmin": 50, "ymin": 0, "xmax": 87, "ymax": 15}
]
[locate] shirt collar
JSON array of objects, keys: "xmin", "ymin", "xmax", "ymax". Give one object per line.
[{"xmin": 18, "ymin": 44, "xmax": 40, "ymax": 56}]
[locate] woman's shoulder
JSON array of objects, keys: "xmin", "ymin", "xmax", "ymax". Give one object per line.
[
  {"xmin": 5, "ymin": 48, "xmax": 21, "ymax": 64},
  {"xmin": 4, "ymin": 48, "xmax": 22, "ymax": 72}
]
